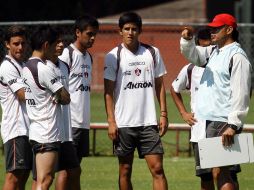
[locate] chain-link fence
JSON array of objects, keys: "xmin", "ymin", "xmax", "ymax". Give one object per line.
[{"xmin": 0, "ymin": 20, "xmax": 253, "ymax": 156}]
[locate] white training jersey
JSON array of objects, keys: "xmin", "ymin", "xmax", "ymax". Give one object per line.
[
  {"xmin": 104, "ymin": 43, "xmax": 167, "ymax": 128},
  {"xmin": 23, "ymin": 57, "xmax": 63, "ymax": 143},
  {"xmin": 47, "ymin": 59, "xmax": 72, "ymax": 142},
  {"xmin": 58, "ymin": 43, "xmax": 92, "ymax": 129},
  {"xmin": 0, "ymin": 55, "xmax": 30, "ymax": 143},
  {"xmin": 172, "ymin": 63, "xmax": 206, "ymax": 142}
]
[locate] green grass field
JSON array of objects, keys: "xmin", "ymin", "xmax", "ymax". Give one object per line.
[
  {"xmin": 0, "ymin": 156, "xmax": 254, "ymax": 190},
  {"xmin": 0, "ymin": 92, "xmax": 253, "ymax": 189}
]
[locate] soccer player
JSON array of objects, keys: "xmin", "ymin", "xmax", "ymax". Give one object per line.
[
  {"xmin": 23, "ymin": 25, "xmax": 70, "ymax": 190},
  {"xmin": 104, "ymin": 12, "xmax": 168, "ymax": 190},
  {"xmin": 180, "ymin": 13, "xmax": 252, "ymax": 190},
  {"xmin": 58, "ymin": 15, "xmax": 99, "ymax": 184},
  {"xmin": 0, "ymin": 25, "xmax": 32, "ymax": 190},
  {"xmin": 46, "ymin": 30, "xmax": 81, "ymax": 190}
]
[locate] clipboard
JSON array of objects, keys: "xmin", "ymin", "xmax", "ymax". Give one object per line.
[{"xmin": 198, "ymin": 133, "xmax": 254, "ymax": 169}]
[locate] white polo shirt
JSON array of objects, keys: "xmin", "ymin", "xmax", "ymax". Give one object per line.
[
  {"xmin": 58, "ymin": 44, "xmax": 92, "ymax": 129},
  {"xmin": 47, "ymin": 59, "xmax": 72, "ymax": 142},
  {"xmin": 104, "ymin": 43, "xmax": 167, "ymax": 128},
  {"xmin": 0, "ymin": 55, "xmax": 29, "ymax": 143},
  {"xmin": 23, "ymin": 57, "xmax": 63, "ymax": 143}
]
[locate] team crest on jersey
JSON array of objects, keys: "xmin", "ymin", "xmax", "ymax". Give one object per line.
[
  {"xmin": 134, "ymin": 68, "xmax": 141, "ymax": 76},
  {"xmin": 84, "ymin": 72, "xmax": 89, "ymax": 78}
]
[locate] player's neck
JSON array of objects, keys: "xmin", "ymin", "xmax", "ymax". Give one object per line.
[
  {"xmin": 32, "ymin": 50, "xmax": 46, "ymax": 62},
  {"xmin": 73, "ymin": 41, "xmax": 87, "ymax": 54},
  {"xmin": 124, "ymin": 41, "xmax": 139, "ymax": 54}
]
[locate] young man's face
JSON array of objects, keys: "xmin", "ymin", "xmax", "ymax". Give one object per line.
[
  {"xmin": 6, "ymin": 35, "xmax": 27, "ymax": 62},
  {"xmin": 76, "ymin": 26, "xmax": 98, "ymax": 50},
  {"xmin": 120, "ymin": 23, "xmax": 140, "ymax": 47},
  {"xmin": 55, "ymin": 37, "xmax": 64, "ymax": 56}
]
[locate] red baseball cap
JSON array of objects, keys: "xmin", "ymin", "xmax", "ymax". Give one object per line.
[{"xmin": 208, "ymin": 13, "xmax": 237, "ymax": 28}]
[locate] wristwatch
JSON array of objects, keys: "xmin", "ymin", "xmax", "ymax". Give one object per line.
[
  {"xmin": 228, "ymin": 124, "xmax": 238, "ymax": 131},
  {"xmin": 228, "ymin": 124, "xmax": 243, "ymax": 134}
]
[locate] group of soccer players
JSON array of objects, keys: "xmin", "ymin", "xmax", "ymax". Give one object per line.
[
  {"xmin": 0, "ymin": 15, "xmax": 98, "ymax": 190},
  {"xmin": 0, "ymin": 11, "xmax": 252, "ymax": 190}
]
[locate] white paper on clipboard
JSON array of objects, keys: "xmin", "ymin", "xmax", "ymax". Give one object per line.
[{"xmin": 198, "ymin": 133, "xmax": 254, "ymax": 169}]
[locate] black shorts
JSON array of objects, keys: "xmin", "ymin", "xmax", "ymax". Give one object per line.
[
  {"xmin": 4, "ymin": 136, "xmax": 33, "ymax": 172},
  {"xmin": 114, "ymin": 125, "xmax": 164, "ymax": 159},
  {"xmin": 192, "ymin": 142, "xmax": 212, "ymax": 176},
  {"xmin": 30, "ymin": 140, "xmax": 60, "ymax": 180},
  {"xmin": 72, "ymin": 128, "xmax": 90, "ymax": 161},
  {"xmin": 206, "ymin": 120, "xmax": 229, "ymax": 138},
  {"xmin": 57, "ymin": 141, "xmax": 80, "ymax": 171}
]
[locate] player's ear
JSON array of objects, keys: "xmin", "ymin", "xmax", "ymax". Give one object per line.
[
  {"xmin": 119, "ymin": 28, "xmax": 123, "ymax": 36},
  {"xmin": 5, "ymin": 41, "xmax": 10, "ymax": 50},
  {"xmin": 76, "ymin": 28, "xmax": 81, "ymax": 39},
  {"xmin": 42, "ymin": 41, "xmax": 49, "ymax": 50}
]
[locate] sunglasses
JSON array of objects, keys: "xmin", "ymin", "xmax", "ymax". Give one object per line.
[{"xmin": 210, "ymin": 25, "xmax": 226, "ymax": 34}]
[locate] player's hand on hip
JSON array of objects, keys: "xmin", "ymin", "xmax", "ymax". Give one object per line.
[
  {"xmin": 108, "ymin": 122, "xmax": 118, "ymax": 141},
  {"xmin": 222, "ymin": 127, "xmax": 236, "ymax": 147},
  {"xmin": 182, "ymin": 112, "xmax": 197, "ymax": 126},
  {"xmin": 181, "ymin": 27, "xmax": 194, "ymax": 40},
  {"xmin": 159, "ymin": 116, "xmax": 168, "ymax": 137}
]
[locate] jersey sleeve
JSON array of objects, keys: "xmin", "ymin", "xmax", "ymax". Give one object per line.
[
  {"xmin": 58, "ymin": 48, "xmax": 71, "ymax": 67},
  {"xmin": 39, "ymin": 64, "xmax": 63, "ymax": 93},
  {"xmin": 0, "ymin": 61, "xmax": 24, "ymax": 93},
  {"xmin": 171, "ymin": 64, "xmax": 189, "ymax": 93},
  {"xmin": 104, "ymin": 50, "xmax": 118, "ymax": 81},
  {"xmin": 154, "ymin": 47, "xmax": 167, "ymax": 78}
]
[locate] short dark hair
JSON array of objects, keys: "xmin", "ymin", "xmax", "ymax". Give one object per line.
[
  {"xmin": 232, "ymin": 29, "xmax": 239, "ymax": 42},
  {"xmin": 30, "ymin": 25, "xmax": 60, "ymax": 50},
  {"xmin": 118, "ymin": 12, "xmax": 142, "ymax": 31},
  {"xmin": 74, "ymin": 14, "xmax": 99, "ymax": 33},
  {"xmin": 5, "ymin": 25, "xmax": 27, "ymax": 42},
  {"xmin": 195, "ymin": 28, "xmax": 211, "ymax": 45}
]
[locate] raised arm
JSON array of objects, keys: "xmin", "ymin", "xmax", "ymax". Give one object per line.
[{"xmin": 180, "ymin": 27, "xmax": 212, "ymax": 67}]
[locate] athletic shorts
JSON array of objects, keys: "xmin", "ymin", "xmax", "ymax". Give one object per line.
[
  {"xmin": 57, "ymin": 141, "xmax": 80, "ymax": 171},
  {"xmin": 113, "ymin": 125, "xmax": 164, "ymax": 159},
  {"xmin": 30, "ymin": 140, "xmax": 60, "ymax": 180},
  {"xmin": 4, "ymin": 136, "xmax": 33, "ymax": 172},
  {"xmin": 192, "ymin": 142, "xmax": 212, "ymax": 176},
  {"xmin": 72, "ymin": 128, "xmax": 90, "ymax": 161}
]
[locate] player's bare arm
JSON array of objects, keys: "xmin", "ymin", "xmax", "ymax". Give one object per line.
[
  {"xmin": 15, "ymin": 88, "xmax": 26, "ymax": 102},
  {"xmin": 155, "ymin": 76, "xmax": 168, "ymax": 137},
  {"xmin": 54, "ymin": 87, "xmax": 70, "ymax": 105},
  {"xmin": 104, "ymin": 79, "xmax": 118, "ymax": 141},
  {"xmin": 169, "ymin": 85, "xmax": 197, "ymax": 126}
]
